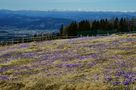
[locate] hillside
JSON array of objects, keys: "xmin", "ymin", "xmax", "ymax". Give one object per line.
[
  {"xmin": 0, "ymin": 34, "xmax": 136, "ymax": 90},
  {"xmin": 1, "ymin": 10, "xmax": 136, "ymax": 21},
  {"xmin": 0, "ymin": 13, "xmax": 72, "ymax": 30},
  {"xmin": 0, "ymin": 10, "xmax": 136, "ymax": 30},
  {"xmin": 1, "ymin": 10, "xmax": 136, "ymax": 41}
]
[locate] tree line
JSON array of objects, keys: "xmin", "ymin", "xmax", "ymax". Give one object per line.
[{"xmin": 59, "ymin": 17, "xmax": 136, "ymax": 36}]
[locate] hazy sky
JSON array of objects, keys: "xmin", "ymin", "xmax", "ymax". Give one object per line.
[{"xmin": 0, "ymin": 0, "xmax": 136, "ymax": 11}]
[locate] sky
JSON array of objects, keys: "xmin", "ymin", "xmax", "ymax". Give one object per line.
[{"xmin": 0, "ymin": 0, "xmax": 136, "ymax": 11}]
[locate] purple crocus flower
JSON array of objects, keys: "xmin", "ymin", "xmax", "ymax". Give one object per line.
[
  {"xmin": 0, "ymin": 76, "xmax": 9, "ymax": 80},
  {"xmin": 64, "ymin": 63, "xmax": 81, "ymax": 68},
  {"xmin": 123, "ymin": 80, "xmax": 131, "ymax": 85},
  {"xmin": 105, "ymin": 76, "xmax": 112, "ymax": 82},
  {"xmin": 113, "ymin": 81, "xmax": 121, "ymax": 85},
  {"xmin": 115, "ymin": 70, "xmax": 125, "ymax": 77},
  {"xmin": 19, "ymin": 44, "xmax": 29, "ymax": 48}
]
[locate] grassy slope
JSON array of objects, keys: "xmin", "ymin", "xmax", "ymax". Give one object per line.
[{"xmin": 0, "ymin": 34, "xmax": 136, "ymax": 90}]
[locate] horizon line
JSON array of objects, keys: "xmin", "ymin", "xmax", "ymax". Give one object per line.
[{"xmin": 0, "ymin": 9, "xmax": 136, "ymax": 13}]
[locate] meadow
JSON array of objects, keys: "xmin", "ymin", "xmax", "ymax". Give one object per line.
[{"xmin": 0, "ymin": 34, "xmax": 136, "ymax": 90}]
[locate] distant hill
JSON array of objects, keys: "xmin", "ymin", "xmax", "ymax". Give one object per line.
[
  {"xmin": 0, "ymin": 10, "xmax": 73, "ymax": 30},
  {"xmin": 0, "ymin": 10, "xmax": 136, "ymax": 30},
  {"xmin": 1, "ymin": 10, "xmax": 136, "ymax": 20}
]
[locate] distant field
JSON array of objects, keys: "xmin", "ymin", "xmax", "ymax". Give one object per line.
[
  {"xmin": 0, "ymin": 29, "xmax": 58, "ymax": 41},
  {"xmin": 0, "ymin": 34, "xmax": 136, "ymax": 90}
]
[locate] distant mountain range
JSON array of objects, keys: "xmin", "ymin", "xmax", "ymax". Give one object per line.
[
  {"xmin": 0, "ymin": 10, "xmax": 73, "ymax": 30},
  {"xmin": 0, "ymin": 10, "xmax": 136, "ymax": 30}
]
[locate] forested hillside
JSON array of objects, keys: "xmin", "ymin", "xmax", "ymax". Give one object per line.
[{"xmin": 60, "ymin": 18, "xmax": 136, "ymax": 36}]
